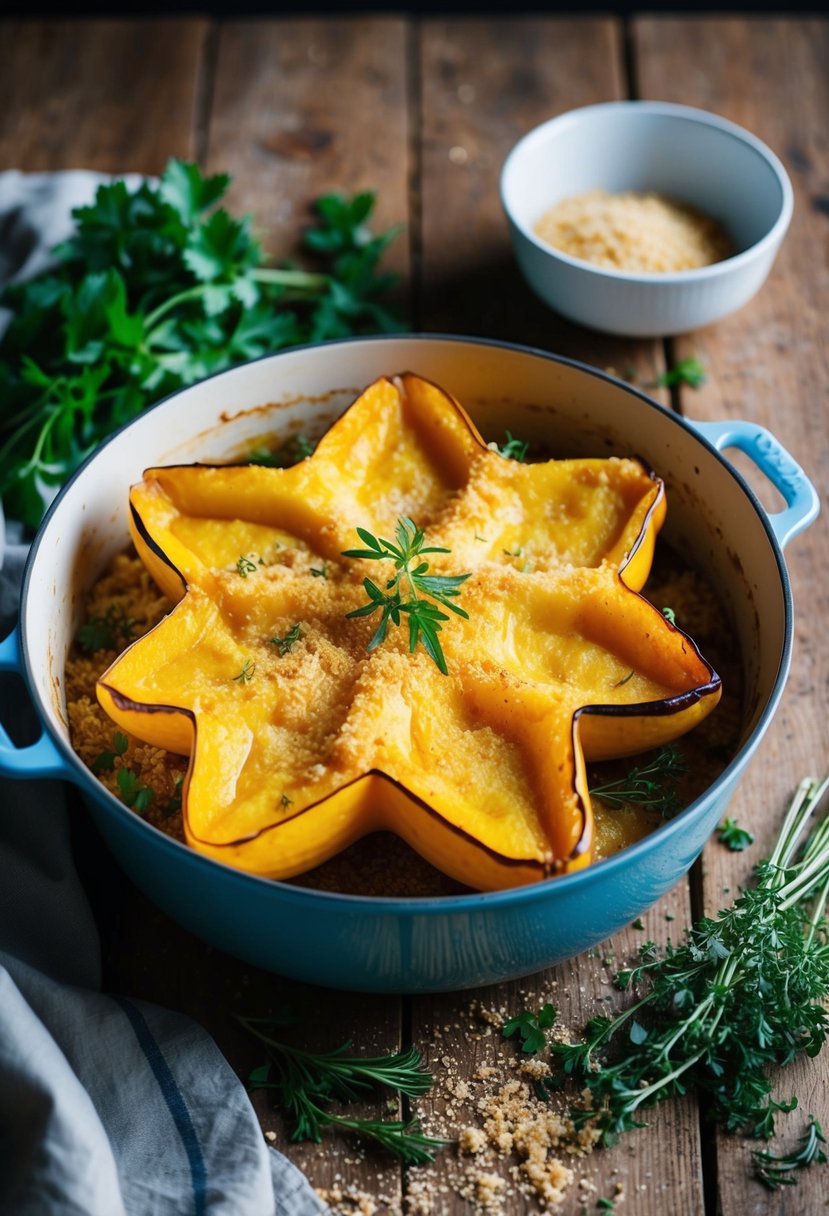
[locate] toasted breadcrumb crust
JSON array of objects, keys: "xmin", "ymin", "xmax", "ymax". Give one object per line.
[
  {"xmin": 65, "ymin": 544, "xmax": 741, "ymax": 897},
  {"xmin": 534, "ymin": 189, "xmax": 734, "ymax": 274}
]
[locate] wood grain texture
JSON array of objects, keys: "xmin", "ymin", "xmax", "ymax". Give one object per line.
[
  {"xmin": 636, "ymin": 16, "xmax": 829, "ymax": 1215},
  {"xmin": 200, "ymin": 19, "xmax": 416, "ymax": 1207},
  {"xmin": 206, "ymin": 18, "xmax": 410, "ymax": 289},
  {"xmin": 416, "ymin": 17, "xmax": 668, "ymax": 391},
  {"xmin": 0, "ymin": 19, "xmax": 208, "ymax": 171},
  {"xmin": 409, "ymin": 885, "xmax": 703, "ymax": 1215}
]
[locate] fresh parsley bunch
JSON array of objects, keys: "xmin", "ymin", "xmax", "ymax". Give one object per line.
[{"xmin": 0, "ymin": 161, "xmax": 404, "ymax": 529}]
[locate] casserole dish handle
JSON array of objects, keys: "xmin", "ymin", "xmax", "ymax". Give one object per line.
[
  {"xmin": 0, "ymin": 627, "xmax": 71, "ymax": 778},
  {"xmin": 690, "ymin": 419, "xmax": 819, "ymax": 549}
]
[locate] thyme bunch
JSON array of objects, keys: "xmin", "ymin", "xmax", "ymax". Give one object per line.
[{"xmin": 551, "ymin": 777, "xmax": 829, "ymax": 1151}]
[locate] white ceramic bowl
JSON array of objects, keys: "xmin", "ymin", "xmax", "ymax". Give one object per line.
[{"xmin": 500, "ymin": 101, "xmax": 794, "ymax": 337}]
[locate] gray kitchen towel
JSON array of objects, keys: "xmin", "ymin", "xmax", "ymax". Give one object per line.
[{"xmin": 0, "ymin": 170, "xmax": 329, "ymax": 1216}]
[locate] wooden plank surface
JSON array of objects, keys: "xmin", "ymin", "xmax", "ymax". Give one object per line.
[
  {"xmin": 636, "ymin": 16, "xmax": 829, "ymax": 1216},
  {"xmin": 206, "ymin": 17, "xmax": 411, "ymax": 285},
  {"xmin": 416, "ymin": 16, "xmax": 668, "ymax": 387},
  {"xmin": 0, "ymin": 19, "xmax": 208, "ymax": 171},
  {"xmin": 1, "ymin": 12, "xmax": 828, "ymax": 1216}
]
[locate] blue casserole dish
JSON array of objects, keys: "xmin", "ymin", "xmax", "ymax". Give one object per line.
[{"xmin": 0, "ymin": 336, "xmax": 818, "ymax": 992}]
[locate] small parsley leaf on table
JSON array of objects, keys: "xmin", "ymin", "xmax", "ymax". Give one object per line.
[
  {"xmin": 718, "ymin": 817, "xmax": 755, "ymax": 851},
  {"xmin": 502, "ymin": 1002, "xmax": 557, "ymax": 1054},
  {"xmin": 648, "ymin": 356, "xmax": 707, "ymax": 389}
]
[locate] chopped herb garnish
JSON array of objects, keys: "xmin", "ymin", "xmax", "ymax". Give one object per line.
[
  {"xmin": 270, "ymin": 623, "xmax": 303, "ymax": 655},
  {"xmin": 237, "ymin": 1014, "xmax": 448, "ymax": 1163},
  {"xmin": 589, "ymin": 745, "xmax": 688, "ymax": 817},
  {"xmin": 494, "ymin": 431, "xmax": 529, "ymax": 461},
  {"xmin": 650, "ymin": 356, "xmax": 707, "ymax": 389},
  {"xmin": 248, "ymin": 434, "xmax": 317, "ymax": 468},
  {"xmin": 718, "ymin": 817, "xmax": 755, "ymax": 851},
  {"xmin": 233, "ymin": 658, "xmax": 256, "ymax": 682},
  {"xmin": 76, "ymin": 605, "xmax": 136, "ymax": 653},
  {"xmin": 502, "ymin": 1003, "xmax": 557, "ymax": 1054},
  {"xmin": 163, "ymin": 773, "xmax": 185, "ymax": 818},
  {"xmin": 280, "ymin": 793, "xmax": 293, "ymax": 808},
  {"xmin": 117, "ymin": 767, "xmax": 155, "ymax": 813},
  {"xmin": 343, "ymin": 517, "xmax": 470, "ymax": 675},
  {"xmin": 662, "ymin": 606, "xmax": 676, "ymax": 624},
  {"xmin": 92, "ymin": 730, "xmax": 129, "ymax": 773},
  {"xmin": 310, "ymin": 563, "xmax": 329, "ymax": 579},
  {"xmin": 236, "ymin": 554, "xmax": 260, "ymax": 577}
]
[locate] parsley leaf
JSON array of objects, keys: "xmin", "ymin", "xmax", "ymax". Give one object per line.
[
  {"xmin": 650, "ymin": 356, "xmax": 707, "ymax": 389},
  {"xmin": 502, "ymin": 1002, "xmax": 557, "ymax": 1054},
  {"xmin": 0, "ymin": 161, "xmax": 404, "ymax": 529},
  {"xmin": 718, "ymin": 817, "xmax": 755, "ymax": 851}
]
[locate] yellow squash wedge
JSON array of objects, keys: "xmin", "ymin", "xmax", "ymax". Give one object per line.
[{"xmin": 97, "ymin": 372, "xmax": 721, "ymax": 890}]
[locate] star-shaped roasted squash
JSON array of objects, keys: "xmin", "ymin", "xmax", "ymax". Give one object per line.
[{"xmin": 97, "ymin": 373, "xmax": 721, "ymax": 890}]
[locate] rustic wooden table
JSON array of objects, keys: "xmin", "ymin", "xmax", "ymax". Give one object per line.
[{"xmin": 3, "ymin": 13, "xmax": 828, "ymax": 1214}]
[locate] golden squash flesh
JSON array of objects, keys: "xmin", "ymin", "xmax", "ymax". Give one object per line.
[{"xmin": 97, "ymin": 373, "xmax": 721, "ymax": 890}]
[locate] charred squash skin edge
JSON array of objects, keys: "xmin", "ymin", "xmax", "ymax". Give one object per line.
[{"xmin": 96, "ymin": 372, "xmax": 722, "ymax": 892}]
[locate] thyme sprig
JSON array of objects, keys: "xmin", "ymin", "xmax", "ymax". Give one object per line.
[
  {"xmin": 550, "ymin": 776, "xmax": 829, "ymax": 1151},
  {"xmin": 752, "ymin": 1116, "xmax": 827, "ymax": 1189},
  {"xmin": 237, "ymin": 1015, "xmax": 448, "ymax": 1164},
  {"xmin": 270, "ymin": 623, "xmax": 302, "ymax": 655},
  {"xmin": 343, "ymin": 517, "xmax": 470, "ymax": 675},
  {"xmin": 589, "ymin": 745, "xmax": 688, "ymax": 817}
]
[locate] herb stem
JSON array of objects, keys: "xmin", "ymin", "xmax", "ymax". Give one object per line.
[
  {"xmin": 252, "ymin": 268, "xmax": 331, "ymax": 291},
  {"xmin": 143, "ymin": 285, "xmax": 212, "ymax": 331}
]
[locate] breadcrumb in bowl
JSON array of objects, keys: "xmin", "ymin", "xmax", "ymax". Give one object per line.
[{"xmin": 502, "ymin": 100, "xmax": 793, "ymax": 335}]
